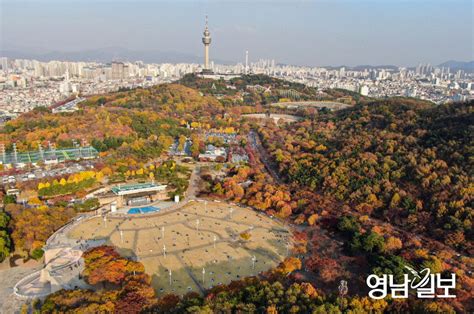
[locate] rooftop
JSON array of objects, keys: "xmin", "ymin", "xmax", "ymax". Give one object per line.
[
  {"xmin": 111, "ymin": 182, "xmax": 166, "ymax": 195},
  {"xmin": 0, "ymin": 146, "xmax": 99, "ymax": 165}
]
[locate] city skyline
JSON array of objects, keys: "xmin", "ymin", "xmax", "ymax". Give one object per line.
[{"xmin": 1, "ymin": 0, "xmax": 473, "ymax": 67}]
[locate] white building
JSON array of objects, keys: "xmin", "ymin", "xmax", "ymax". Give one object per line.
[{"xmin": 360, "ymin": 85, "xmax": 369, "ymax": 96}]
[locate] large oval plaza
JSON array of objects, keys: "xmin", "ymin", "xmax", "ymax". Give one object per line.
[{"xmin": 67, "ymin": 200, "xmax": 290, "ymax": 295}]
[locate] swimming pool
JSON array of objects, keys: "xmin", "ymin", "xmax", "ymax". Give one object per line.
[{"xmin": 127, "ymin": 206, "xmax": 160, "ymax": 214}]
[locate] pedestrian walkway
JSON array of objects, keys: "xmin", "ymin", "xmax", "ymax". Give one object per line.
[{"xmin": 14, "ymin": 214, "xmax": 105, "ymax": 299}]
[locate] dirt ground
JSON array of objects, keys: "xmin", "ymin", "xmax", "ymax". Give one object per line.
[{"xmin": 68, "ymin": 200, "xmax": 290, "ymax": 295}]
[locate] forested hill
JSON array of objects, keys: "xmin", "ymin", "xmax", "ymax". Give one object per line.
[
  {"xmin": 2, "ymin": 78, "xmax": 472, "ymax": 312},
  {"xmin": 258, "ymin": 99, "xmax": 473, "ymax": 252},
  {"xmin": 0, "ymin": 84, "xmax": 226, "ymax": 153}
]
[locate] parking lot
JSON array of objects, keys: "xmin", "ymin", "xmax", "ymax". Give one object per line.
[{"xmin": 1, "ymin": 160, "xmax": 95, "ymax": 186}]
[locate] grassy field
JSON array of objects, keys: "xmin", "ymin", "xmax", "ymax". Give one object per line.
[{"xmin": 68, "ymin": 200, "xmax": 290, "ymax": 295}]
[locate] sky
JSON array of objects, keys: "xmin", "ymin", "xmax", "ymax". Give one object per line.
[{"xmin": 0, "ymin": 0, "xmax": 473, "ymax": 66}]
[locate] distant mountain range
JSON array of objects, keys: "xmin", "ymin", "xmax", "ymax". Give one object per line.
[
  {"xmin": 438, "ymin": 60, "xmax": 474, "ymax": 72},
  {"xmin": 324, "ymin": 62, "xmax": 474, "ymax": 72},
  {"xmin": 0, "ymin": 47, "xmax": 230, "ymax": 64},
  {"xmin": 323, "ymin": 65, "xmax": 400, "ymax": 71},
  {"xmin": 1, "ymin": 47, "xmax": 472, "ymax": 72}
]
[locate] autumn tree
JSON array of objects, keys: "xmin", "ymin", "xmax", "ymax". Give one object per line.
[{"xmin": 82, "ymin": 246, "xmax": 145, "ymax": 287}]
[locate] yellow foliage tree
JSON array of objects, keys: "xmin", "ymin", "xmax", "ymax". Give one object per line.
[
  {"xmin": 239, "ymin": 232, "xmax": 251, "ymax": 241},
  {"xmin": 385, "ymin": 236, "xmax": 403, "ymax": 252},
  {"xmin": 307, "ymin": 214, "xmax": 319, "ymax": 226},
  {"xmin": 101, "ymin": 167, "xmax": 113, "ymax": 176},
  {"xmin": 315, "ymin": 144, "xmax": 327, "ymax": 151},
  {"xmin": 224, "ymin": 127, "xmax": 235, "ymax": 134},
  {"xmin": 96, "ymin": 172, "xmax": 104, "ymax": 182},
  {"xmin": 278, "ymin": 257, "xmax": 302, "ymax": 274},
  {"xmin": 28, "ymin": 197, "xmax": 43, "ymax": 206}
]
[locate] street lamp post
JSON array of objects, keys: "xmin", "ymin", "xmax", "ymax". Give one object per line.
[{"xmin": 338, "ymin": 280, "xmax": 348, "ymax": 310}]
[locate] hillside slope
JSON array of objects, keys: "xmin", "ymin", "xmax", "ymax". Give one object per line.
[{"xmin": 258, "ymin": 99, "xmax": 473, "ymax": 252}]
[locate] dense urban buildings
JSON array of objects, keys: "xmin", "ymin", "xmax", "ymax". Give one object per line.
[{"xmin": 0, "ymin": 56, "xmax": 472, "ymax": 119}]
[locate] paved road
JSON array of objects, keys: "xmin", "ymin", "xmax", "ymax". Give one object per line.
[{"xmin": 248, "ymin": 130, "xmax": 284, "ymax": 184}]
